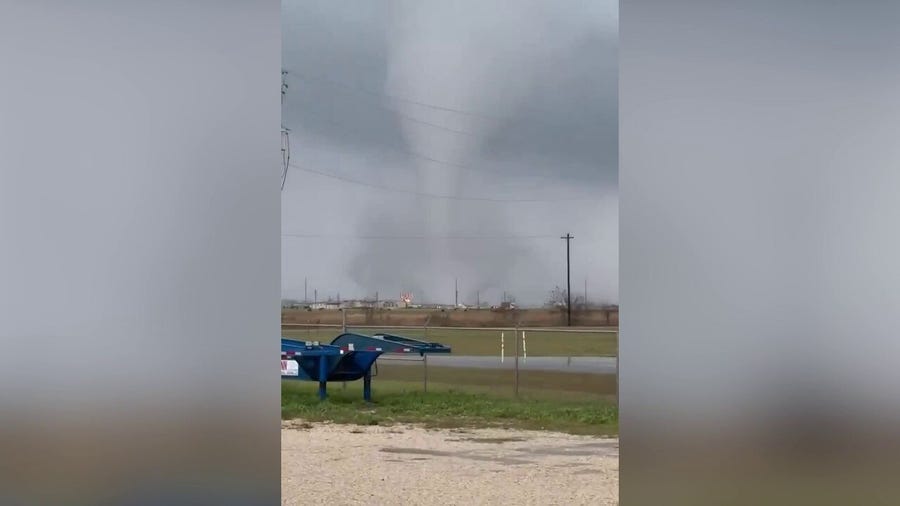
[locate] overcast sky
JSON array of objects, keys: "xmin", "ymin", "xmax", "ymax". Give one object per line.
[{"xmin": 281, "ymin": 0, "xmax": 618, "ymax": 306}]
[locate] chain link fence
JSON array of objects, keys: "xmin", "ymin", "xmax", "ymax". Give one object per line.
[{"xmin": 282, "ymin": 323, "xmax": 617, "ymax": 402}]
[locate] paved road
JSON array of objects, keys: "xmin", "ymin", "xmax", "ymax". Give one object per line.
[{"xmin": 380, "ymin": 354, "xmax": 617, "ymax": 374}]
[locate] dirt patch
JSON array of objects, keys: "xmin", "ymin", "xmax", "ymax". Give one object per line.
[
  {"xmin": 457, "ymin": 436, "xmax": 527, "ymax": 444},
  {"xmin": 380, "ymin": 446, "xmax": 533, "ymax": 466},
  {"xmin": 282, "ymin": 423, "xmax": 618, "ymax": 505},
  {"xmin": 281, "ymin": 420, "xmax": 313, "ymax": 430}
]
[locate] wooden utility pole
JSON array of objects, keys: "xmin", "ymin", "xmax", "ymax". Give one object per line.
[{"xmin": 561, "ymin": 233, "xmax": 574, "ymax": 326}]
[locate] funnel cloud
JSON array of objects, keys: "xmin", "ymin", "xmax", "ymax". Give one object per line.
[{"xmin": 282, "ymin": 1, "xmax": 617, "ymax": 306}]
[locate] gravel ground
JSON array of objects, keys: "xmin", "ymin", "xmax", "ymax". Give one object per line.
[{"xmin": 282, "ymin": 421, "xmax": 618, "ymax": 505}]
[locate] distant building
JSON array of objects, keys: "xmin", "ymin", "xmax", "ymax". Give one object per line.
[
  {"xmin": 304, "ymin": 299, "xmax": 406, "ymax": 310},
  {"xmin": 307, "ymin": 301, "xmax": 342, "ymax": 310},
  {"xmin": 349, "ymin": 299, "xmax": 383, "ymax": 309}
]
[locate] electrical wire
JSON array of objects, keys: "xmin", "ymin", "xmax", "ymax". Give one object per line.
[
  {"xmin": 281, "ymin": 69, "xmax": 291, "ymax": 190},
  {"xmin": 290, "ymin": 106, "xmax": 561, "ymax": 182},
  {"xmin": 289, "ymin": 86, "xmax": 481, "ymax": 138},
  {"xmin": 288, "ymin": 163, "xmax": 595, "ymax": 203},
  {"xmin": 281, "ymin": 128, "xmax": 291, "ymax": 190},
  {"xmin": 281, "ymin": 233, "xmax": 559, "ymax": 240},
  {"xmin": 291, "ymin": 71, "xmax": 510, "ymax": 122}
]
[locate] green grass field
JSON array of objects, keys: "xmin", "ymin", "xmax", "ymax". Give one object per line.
[
  {"xmin": 282, "ymin": 326, "xmax": 618, "ymax": 357},
  {"xmin": 282, "ymin": 379, "xmax": 618, "ymax": 436},
  {"xmin": 374, "ymin": 363, "xmax": 616, "ymax": 401},
  {"xmin": 281, "ymin": 364, "xmax": 617, "ymax": 436},
  {"xmin": 281, "ymin": 323, "xmax": 617, "ymax": 435}
]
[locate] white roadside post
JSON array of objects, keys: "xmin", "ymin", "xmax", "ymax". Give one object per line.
[
  {"xmin": 514, "ymin": 323, "xmax": 520, "ymax": 398},
  {"xmin": 501, "ymin": 331, "xmax": 505, "ymax": 364},
  {"xmin": 522, "ymin": 330, "xmax": 527, "ymax": 364}
]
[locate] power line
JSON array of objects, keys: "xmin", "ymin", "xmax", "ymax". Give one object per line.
[
  {"xmin": 290, "ymin": 70, "xmax": 578, "ymax": 127},
  {"xmin": 292, "ymin": 110, "xmax": 479, "ymax": 170},
  {"xmin": 290, "ymin": 108, "xmax": 560, "ymax": 182},
  {"xmin": 288, "ymin": 86, "xmax": 480, "ymax": 138},
  {"xmin": 281, "ymin": 233, "xmax": 559, "ymax": 240},
  {"xmin": 288, "ymin": 163, "xmax": 595, "ymax": 203},
  {"xmin": 291, "ymin": 72, "xmax": 509, "ymax": 122},
  {"xmin": 281, "ymin": 127, "xmax": 291, "ymax": 190},
  {"xmin": 386, "ymin": 107, "xmax": 480, "ymax": 137},
  {"xmin": 281, "ymin": 69, "xmax": 291, "ymax": 190},
  {"xmin": 296, "ymin": 109, "xmax": 476, "ymax": 168}
]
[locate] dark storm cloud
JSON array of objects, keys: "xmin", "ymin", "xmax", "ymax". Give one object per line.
[
  {"xmin": 281, "ymin": 1, "xmax": 618, "ymax": 306},
  {"xmin": 282, "ymin": 1, "xmax": 616, "ymax": 182}
]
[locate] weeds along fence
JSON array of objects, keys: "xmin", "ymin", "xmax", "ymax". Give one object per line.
[{"xmin": 282, "ymin": 323, "xmax": 618, "ymax": 402}]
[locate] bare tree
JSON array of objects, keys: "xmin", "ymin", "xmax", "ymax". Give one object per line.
[
  {"xmin": 546, "ymin": 286, "xmax": 566, "ymax": 308},
  {"xmin": 546, "ymin": 286, "xmax": 586, "ymax": 310}
]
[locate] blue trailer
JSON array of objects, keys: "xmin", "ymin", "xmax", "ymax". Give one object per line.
[
  {"xmin": 330, "ymin": 332, "xmax": 451, "ymax": 356},
  {"xmin": 280, "ymin": 338, "xmax": 382, "ymax": 401},
  {"xmin": 281, "ymin": 332, "xmax": 451, "ymax": 401}
]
